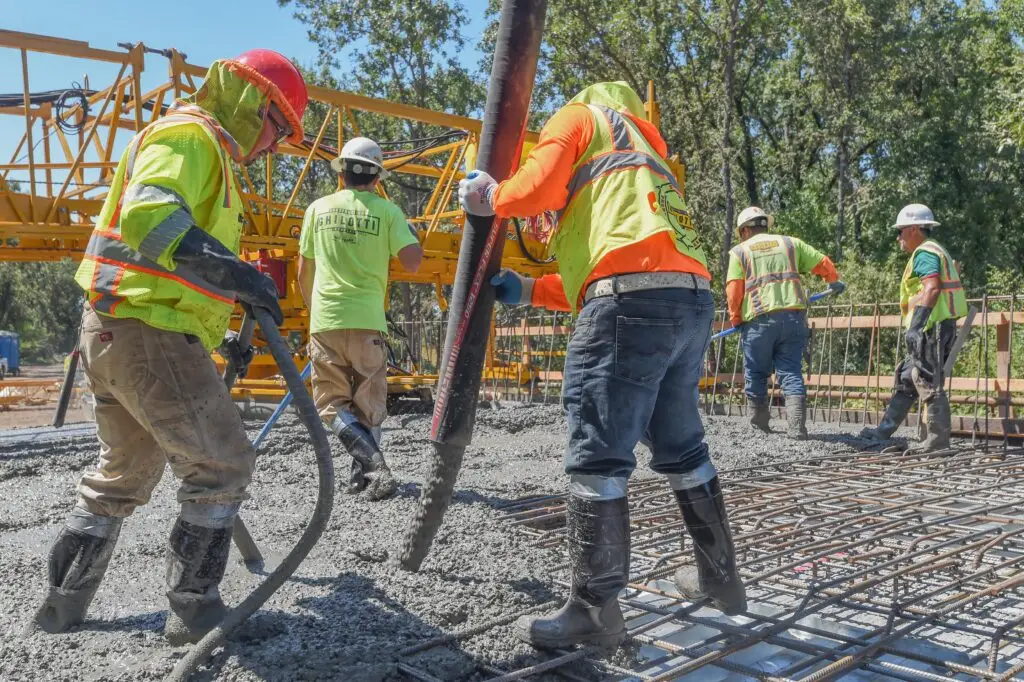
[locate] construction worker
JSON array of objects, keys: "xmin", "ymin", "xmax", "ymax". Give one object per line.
[
  {"xmin": 297, "ymin": 138, "xmax": 423, "ymax": 500},
  {"xmin": 31, "ymin": 50, "xmax": 308, "ymax": 645},
  {"xmin": 726, "ymin": 207, "xmax": 844, "ymax": 439},
  {"xmin": 859, "ymin": 204, "xmax": 967, "ymax": 453},
  {"xmin": 459, "ymin": 82, "xmax": 746, "ymax": 650}
]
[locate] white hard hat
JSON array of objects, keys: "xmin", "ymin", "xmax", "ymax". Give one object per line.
[
  {"xmin": 737, "ymin": 206, "xmax": 775, "ymax": 230},
  {"xmin": 892, "ymin": 203, "xmax": 939, "ymax": 230},
  {"xmin": 331, "ymin": 137, "xmax": 387, "ymax": 176}
]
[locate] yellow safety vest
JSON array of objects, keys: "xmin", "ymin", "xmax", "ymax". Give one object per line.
[
  {"xmin": 900, "ymin": 240, "xmax": 967, "ymax": 330},
  {"xmin": 549, "ymin": 104, "xmax": 708, "ymax": 310},
  {"xmin": 74, "ymin": 111, "xmax": 244, "ymax": 349},
  {"xmin": 730, "ymin": 234, "xmax": 807, "ymax": 322}
]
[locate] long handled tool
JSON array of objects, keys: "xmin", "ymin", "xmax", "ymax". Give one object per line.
[
  {"xmin": 52, "ymin": 344, "xmax": 80, "ymax": 428},
  {"xmin": 916, "ymin": 305, "xmax": 977, "ymax": 440},
  {"xmin": 393, "ymin": 0, "xmax": 548, "ymax": 573},
  {"xmin": 252, "ymin": 361, "xmax": 312, "ymax": 450},
  {"xmin": 220, "ymin": 312, "xmax": 263, "ymax": 567},
  {"xmin": 709, "ymin": 287, "xmax": 839, "ymax": 343},
  {"xmin": 167, "ymin": 305, "xmax": 334, "ymax": 682}
]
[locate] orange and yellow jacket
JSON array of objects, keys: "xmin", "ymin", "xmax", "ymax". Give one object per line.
[{"xmin": 491, "ymin": 82, "xmax": 710, "ymax": 311}]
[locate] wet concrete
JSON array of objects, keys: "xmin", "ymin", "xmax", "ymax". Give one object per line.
[{"xmin": 0, "ymin": 403, "xmax": 922, "ymax": 681}]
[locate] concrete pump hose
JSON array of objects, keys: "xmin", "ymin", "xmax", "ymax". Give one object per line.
[{"xmin": 166, "ymin": 305, "xmax": 335, "ymax": 682}]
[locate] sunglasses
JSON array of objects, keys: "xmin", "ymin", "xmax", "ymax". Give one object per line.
[{"xmin": 266, "ymin": 105, "xmax": 292, "ymax": 143}]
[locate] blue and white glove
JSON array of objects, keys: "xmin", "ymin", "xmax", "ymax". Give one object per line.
[
  {"xmin": 828, "ymin": 280, "xmax": 847, "ymax": 295},
  {"xmin": 458, "ymin": 170, "xmax": 497, "ymax": 216},
  {"xmin": 490, "ymin": 269, "xmax": 535, "ymax": 306}
]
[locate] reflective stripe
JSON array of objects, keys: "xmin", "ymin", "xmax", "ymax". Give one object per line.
[
  {"xmin": 85, "ymin": 232, "xmax": 235, "ymax": 303},
  {"xmin": 220, "ymin": 148, "xmax": 231, "ymax": 209},
  {"xmin": 780, "ymin": 237, "xmax": 806, "ymax": 304},
  {"xmin": 568, "ymin": 474, "xmax": 628, "ymax": 500},
  {"xmin": 559, "ymin": 151, "xmax": 679, "ymax": 221},
  {"xmin": 67, "ymin": 506, "xmax": 124, "ymax": 538},
  {"xmin": 179, "ymin": 502, "xmax": 240, "ymax": 529},
  {"xmin": 735, "ymin": 246, "xmax": 765, "ymax": 316},
  {"xmin": 746, "ymin": 271, "xmax": 802, "ymax": 289},
  {"xmin": 665, "ymin": 461, "xmax": 719, "ymax": 490},
  {"xmin": 595, "ymin": 105, "xmax": 633, "ymax": 151},
  {"xmin": 137, "ymin": 208, "xmax": 193, "ymax": 262},
  {"xmin": 124, "ymin": 184, "xmax": 195, "ymax": 262},
  {"xmin": 916, "ymin": 241, "xmax": 962, "ymax": 315},
  {"xmin": 123, "ymin": 183, "xmax": 190, "ymax": 210},
  {"xmin": 90, "ymin": 261, "xmax": 126, "ymax": 314}
]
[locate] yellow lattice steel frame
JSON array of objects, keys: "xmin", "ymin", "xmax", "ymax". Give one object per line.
[{"xmin": 0, "ymin": 30, "xmax": 682, "ymax": 400}]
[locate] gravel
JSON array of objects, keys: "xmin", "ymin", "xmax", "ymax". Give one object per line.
[{"xmin": 0, "ymin": 402, "xmax": 921, "ymax": 681}]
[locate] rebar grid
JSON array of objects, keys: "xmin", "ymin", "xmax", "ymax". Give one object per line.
[{"xmin": 398, "ymin": 447, "xmax": 1024, "ymax": 681}]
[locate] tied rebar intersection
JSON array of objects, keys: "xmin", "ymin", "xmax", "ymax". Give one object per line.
[{"xmin": 399, "ymin": 446, "xmax": 1024, "ymax": 681}]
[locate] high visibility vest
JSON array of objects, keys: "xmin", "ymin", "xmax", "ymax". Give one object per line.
[
  {"xmin": 900, "ymin": 240, "xmax": 967, "ymax": 330},
  {"xmin": 730, "ymin": 233, "xmax": 807, "ymax": 322},
  {"xmin": 74, "ymin": 112, "xmax": 244, "ymax": 350},
  {"xmin": 549, "ymin": 104, "xmax": 708, "ymax": 310}
]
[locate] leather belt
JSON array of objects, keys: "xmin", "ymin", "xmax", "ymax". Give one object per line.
[{"xmin": 583, "ymin": 272, "xmax": 711, "ymax": 303}]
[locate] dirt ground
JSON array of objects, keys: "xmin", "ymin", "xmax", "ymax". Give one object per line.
[
  {"xmin": 0, "ymin": 364, "xmax": 91, "ymax": 430},
  {"xmin": 0, "ymin": 401, "xmax": 917, "ymax": 682}
]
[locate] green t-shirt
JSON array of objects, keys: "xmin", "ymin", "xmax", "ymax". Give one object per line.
[{"xmin": 299, "ymin": 189, "xmax": 418, "ymax": 333}]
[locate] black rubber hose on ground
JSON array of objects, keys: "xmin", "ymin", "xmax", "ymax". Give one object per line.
[
  {"xmin": 166, "ymin": 305, "xmax": 334, "ymax": 681},
  {"xmin": 394, "ymin": 0, "xmax": 547, "ymax": 572}
]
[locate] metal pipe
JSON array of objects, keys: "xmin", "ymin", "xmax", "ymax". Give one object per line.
[{"xmin": 394, "ymin": 0, "xmax": 548, "ymax": 572}]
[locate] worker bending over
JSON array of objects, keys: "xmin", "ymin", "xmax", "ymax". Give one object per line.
[
  {"xmin": 459, "ymin": 81, "xmax": 746, "ymax": 650},
  {"xmin": 725, "ymin": 207, "xmax": 843, "ymax": 439},
  {"xmin": 298, "ymin": 138, "xmax": 422, "ymax": 500},
  {"xmin": 32, "ymin": 51, "xmax": 307, "ymax": 644},
  {"xmin": 859, "ymin": 204, "xmax": 967, "ymax": 453}
]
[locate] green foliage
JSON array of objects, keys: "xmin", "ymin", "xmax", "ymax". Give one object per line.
[{"xmin": 0, "ymin": 261, "xmax": 83, "ymax": 363}]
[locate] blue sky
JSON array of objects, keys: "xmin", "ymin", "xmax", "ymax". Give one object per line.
[{"xmin": 1, "ymin": 0, "xmax": 489, "ymax": 191}]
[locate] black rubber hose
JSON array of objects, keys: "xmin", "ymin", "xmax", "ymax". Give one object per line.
[
  {"xmin": 394, "ymin": 0, "xmax": 548, "ymax": 573},
  {"xmin": 166, "ymin": 305, "xmax": 334, "ymax": 681}
]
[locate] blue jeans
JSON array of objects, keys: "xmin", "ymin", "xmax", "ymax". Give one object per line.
[
  {"xmin": 561, "ymin": 287, "xmax": 714, "ymax": 479},
  {"xmin": 740, "ymin": 309, "xmax": 809, "ymax": 399}
]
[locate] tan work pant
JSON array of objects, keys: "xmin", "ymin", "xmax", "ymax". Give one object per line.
[
  {"xmin": 76, "ymin": 307, "xmax": 256, "ymax": 517},
  {"xmin": 309, "ymin": 329, "xmax": 388, "ymax": 428}
]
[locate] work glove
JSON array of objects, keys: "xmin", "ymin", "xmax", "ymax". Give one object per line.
[
  {"xmin": 827, "ymin": 280, "xmax": 847, "ymax": 296},
  {"xmin": 490, "ymin": 269, "xmax": 535, "ymax": 306},
  {"xmin": 219, "ymin": 329, "xmax": 255, "ymax": 379},
  {"xmin": 174, "ymin": 226, "xmax": 284, "ymax": 326},
  {"xmin": 904, "ymin": 305, "xmax": 933, "ymax": 360},
  {"xmin": 458, "ymin": 170, "xmax": 497, "ymax": 216}
]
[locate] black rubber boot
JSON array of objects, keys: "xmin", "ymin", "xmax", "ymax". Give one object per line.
[
  {"xmin": 785, "ymin": 395, "xmax": 808, "ymax": 440},
  {"xmin": 514, "ymin": 495, "xmax": 630, "ymax": 649},
  {"xmin": 332, "ymin": 412, "xmax": 397, "ymax": 501},
  {"xmin": 32, "ymin": 514, "xmax": 122, "ymax": 633},
  {"xmin": 858, "ymin": 392, "xmax": 915, "ymax": 441},
  {"xmin": 164, "ymin": 517, "xmax": 233, "ymax": 646},
  {"xmin": 906, "ymin": 393, "xmax": 952, "ymax": 455},
  {"xmin": 748, "ymin": 396, "xmax": 770, "ymax": 433},
  {"xmin": 673, "ymin": 477, "xmax": 747, "ymax": 615}
]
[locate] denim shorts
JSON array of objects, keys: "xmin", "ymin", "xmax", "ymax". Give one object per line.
[{"xmin": 561, "ymin": 287, "xmax": 714, "ymax": 479}]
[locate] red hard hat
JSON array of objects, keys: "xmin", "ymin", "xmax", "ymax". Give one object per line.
[{"xmin": 231, "ymin": 48, "xmax": 308, "ymax": 143}]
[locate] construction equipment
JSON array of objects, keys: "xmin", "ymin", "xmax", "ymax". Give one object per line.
[
  {"xmin": 0, "ymin": 30, "xmax": 588, "ymax": 403},
  {"xmin": 0, "ymin": 31, "xmax": 688, "ymax": 408}
]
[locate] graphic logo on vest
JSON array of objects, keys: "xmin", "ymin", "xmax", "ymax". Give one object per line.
[{"xmin": 650, "ymin": 182, "xmax": 700, "ymax": 250}]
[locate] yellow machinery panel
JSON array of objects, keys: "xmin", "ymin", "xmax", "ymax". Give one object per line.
[{"xmin": 0, "ymin": 30, "xmax": 681, "ymax": 403}]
